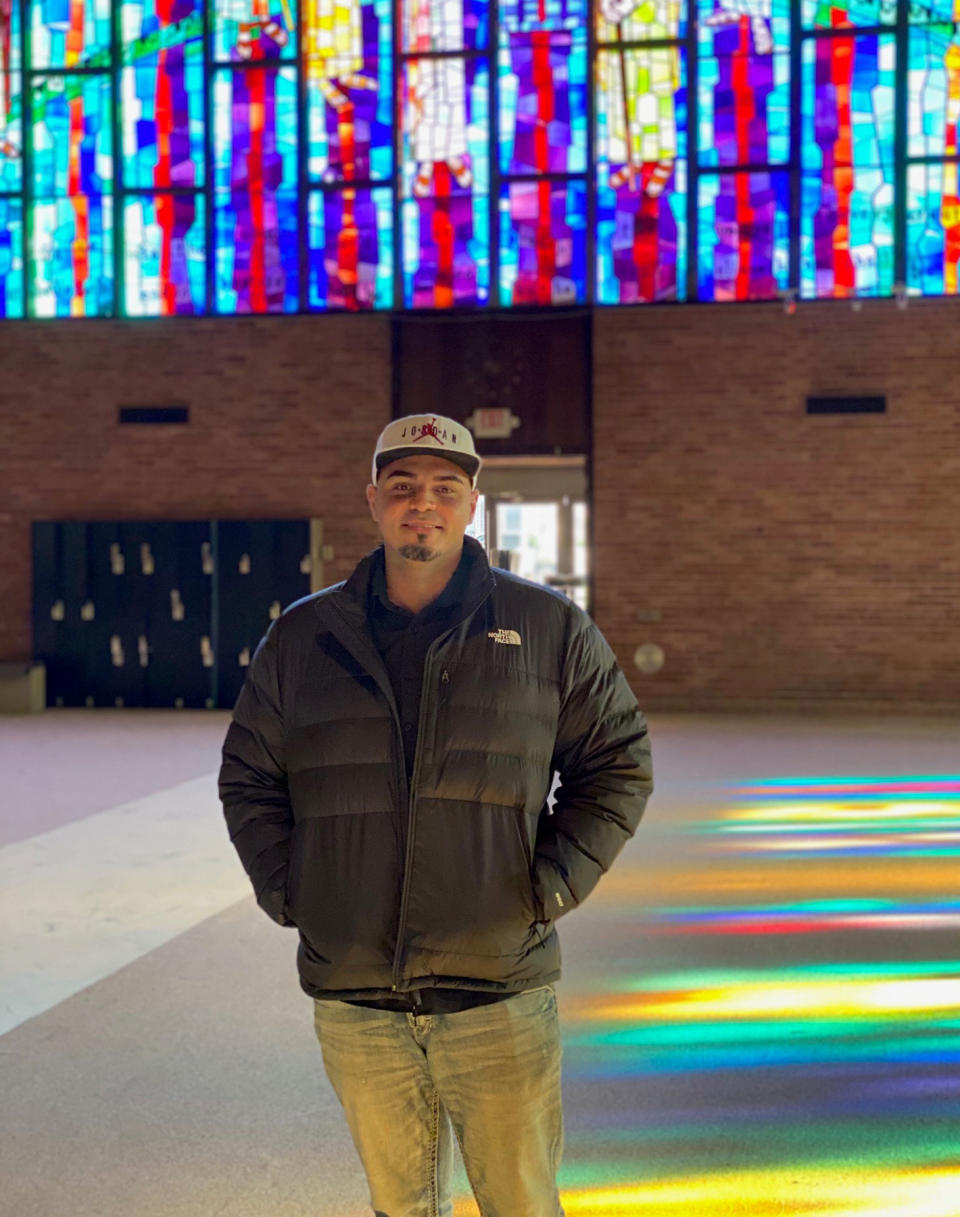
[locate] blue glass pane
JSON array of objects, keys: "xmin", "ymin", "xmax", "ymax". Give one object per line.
[
  {"xmin": 698, "ymin": 170, "xmax": 790, "ymax": 300},
  {"xmin": 124, "ymin": 194, "xmax": 206, "ymax": 316},
  {"xmin": 0, "ymin": 196, "xmax": 24, "ymax": 317},
  {"xmin": 499, "ymin": 178, "xmax": 587, "ymax": 305},
  {"xmin": 499, "ymin": 30, "xmax": 588, "ymax": 175},
  {"xmin": 121, "ymin": 4, "xmax": 206, "ymax": 189},
  {"xmin": 308, "ymin": 186, "xmax": 394, "ymax": 308},
  {"xmin": 906, "ymin": 163, "xmax": 960, "ymax": 297},
  {"xmin": 907, "ymin": 22, "xmax": 960, "ymax": 159},
  {"xmin": 29, "ymin": 0, "xmax": 112, "ymax": 68},
  {"xmin": 213, "ymin": 66, "xmax": 299, "ymax": 312}
]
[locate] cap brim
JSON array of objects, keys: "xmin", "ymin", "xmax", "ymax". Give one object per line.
[{"xmin": 375, "ymin": 447, "xmax": 480, "ymax": 480}]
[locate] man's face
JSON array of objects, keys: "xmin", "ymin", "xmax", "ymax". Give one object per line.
[{"xmin": 366, "ymin": 454, "xmax": 478, "ymax": 565}]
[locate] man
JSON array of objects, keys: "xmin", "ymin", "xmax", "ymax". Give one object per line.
[{"xmin": 219, "ymin": 413, "xmax": 653, "ymax": 1217}]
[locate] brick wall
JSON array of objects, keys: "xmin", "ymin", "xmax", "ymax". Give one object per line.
[
  {"xmin": 593, "ymin": 298, "xmax": 960, "ymax": 714},
  {"xmin": 3, "ymin": 302, "xmax": 959, "ymax": 713},
  {"xmin": 0, "ymin": 315, "xmax": 391, "ymax": 662}
]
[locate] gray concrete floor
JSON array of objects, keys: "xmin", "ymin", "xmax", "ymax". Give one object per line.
[{"xmin": 2, "ymin": 711, "xmax": 959, "ymax": 1216}]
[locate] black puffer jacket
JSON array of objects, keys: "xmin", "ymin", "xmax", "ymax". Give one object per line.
[{"xmin": 219, "ymin": 538, "xmax": 652, "ymax": 1001}]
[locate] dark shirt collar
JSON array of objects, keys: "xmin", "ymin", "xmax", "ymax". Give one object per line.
[{"xmin": 370, "ymin": 543, "xmax": 475, "ymax": 619}]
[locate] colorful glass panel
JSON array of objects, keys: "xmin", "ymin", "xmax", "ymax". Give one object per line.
[
  {"xmin": 597, "ymin": 158, "xmax": 685, "ymax": 303},
  {"xmin": 402, "ymin": 191, "xmax": 490, "ymax": 305},
  {"xmin": 501, "ymin": 0, "xmax": 587, "ymax": 31},
  {"xmin": 698, "ymin": 169, "xmax": 789, "ymax": 299},
  {"xmin": 305, "ymin": 0, "xmax": 393, "ymax": 184},
  {"xmin": 698, "ymin": 0, "xmax": 790, "ymax": 168},
  {"xmin": 596, "ymin": 0, "xmax": 686, "ymax": 43},
  {"xmin": 31, "ymin": 73, "xmax": 113, "ymax": 316},
  {"xmin": 907, "ymin": 0, "xmax": 959, "ymax": 20},
  {"xmin": 213, "ymin": 0, "xmax": 297, "ymax": 62},
  {"xmin": 124, "ymin": 193, "xmax": 206, "ymax": 315},
  {"xmin": 1, "ymin": 0, "xmax": 21, "ymax": 190},
  {"xmin": 498, "ymin": 31, "xmax": 588, "ymax": 176},
  {"xmin": 906, "ymin": 162, "xmax": 960, "ymax": 295},
  {"xmin": 0, "ymin": 196, "xmax": 23, "ymax": 317},
  {"xmin": 308, "ymin": 186, "xmax": 393, "ymax": 308},
  {"xmin": 801, "ymin": 0, "xmax": 891, "ymax": 30},
  {"xmin": 499, "ymin": 178, "xmax": 586, "ymax": 304},
  {"xmin": 213, "ymin": 66, "xmax": 299, "ymax": 312},
  {"xmin": 29, "ymin": 0, "xmax": 112, "ymax": 68},
  {"xmin": 401, "ymin": 56, "xmax": 489, "ymax": 307},
  {"xmin": 31, "ymin": 196, "xmax": 115, "ymax": 315},
  {"xmin": 907, "ymin": 23, "xmax": 960, "ymax": 159},
  {"xmin": 401, "ymin": 0, "xmax": 489, "ymax": 54},
  {"xmin": 121, "ymin": 4, "xmax": 205, "ymax": 189},
  {"xmin": 800, "ymin": 34, "xmax": 895, "ymax": 297}
]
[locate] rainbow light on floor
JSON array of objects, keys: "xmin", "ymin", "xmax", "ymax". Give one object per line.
[
  {"xmin": 547, "ymin": 1163, "xmax": 960, "ymax": 1217},
  {"xmin": 697, "ymin": 775, "xmax": 960, "ymax": 858},
  {"xmin": 465, "ymin": 772, "xmax": 960, "ymax": 1217},
  {"xmin": 644, "ymin": 898, "xmax": 960, "ymax": 934},
  {"xmin": 559, "ymin": 963, "xmax": 960, "ymax": 1075}
]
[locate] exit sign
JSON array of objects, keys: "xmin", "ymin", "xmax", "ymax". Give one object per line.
[{"xmin": 465, "ymin": 408, "xmax": 522, "ymax": 439}]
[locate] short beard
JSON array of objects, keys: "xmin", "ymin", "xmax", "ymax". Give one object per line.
[{"xmin": 398, "ymin": 543, "xmax": 438, "ymax": 563}]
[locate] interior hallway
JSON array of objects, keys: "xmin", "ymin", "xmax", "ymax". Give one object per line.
[{"xmin": 2, "ymin": 711, "xmax": 959, "ymax": 1217}]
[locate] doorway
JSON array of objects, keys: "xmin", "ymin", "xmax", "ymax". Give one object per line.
[{"xmin": 467, "ymin": 457, "xmax": 590, "ymax": 612}]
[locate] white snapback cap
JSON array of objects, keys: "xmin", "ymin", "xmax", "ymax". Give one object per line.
[{"xmin": 372, "ymin": 414, "xmax": 481, "ymax": 485}]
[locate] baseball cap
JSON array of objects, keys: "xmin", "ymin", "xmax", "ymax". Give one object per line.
[{"xmin": 372, "ymin": 414, "xmax": 481, "ymax": 486}]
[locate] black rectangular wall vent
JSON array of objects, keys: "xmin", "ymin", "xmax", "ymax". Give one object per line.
[
  {"xmin": 119, "ymin": 405, "xmax": 189, "ymax": 425},
  {"xmin": 806, "ymin": 396, "xmax": 886, "ymax": 415}
]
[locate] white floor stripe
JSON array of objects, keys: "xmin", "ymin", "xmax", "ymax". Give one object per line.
[{"xmin": 0, "ymin": 775, "xmax": 250, "ymax": 1036}]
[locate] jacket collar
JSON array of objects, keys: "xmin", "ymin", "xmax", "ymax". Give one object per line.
[{"xmin": 340, "ymin": 535, "xmax": 495, "ymax": 623}]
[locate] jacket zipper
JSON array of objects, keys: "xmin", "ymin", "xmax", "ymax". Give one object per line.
[{"xmin": 391, "ymin": 642, "xmax": 453, "ymax": 993}]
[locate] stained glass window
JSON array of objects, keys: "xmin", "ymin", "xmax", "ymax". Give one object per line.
[
  {"xmin": 905, "ymin": 5, "xmax": 960, "ymax": 296},
  {"xmin": 596, "ymin": 2, "xmax": 688, "ymax": 303},
  {"xmin": 800, "ymin": 34, "xmax": 896, "ymax": 298},
  {"xmin": 801, "ymin": 0, "xmax": 892, "ymax": 30},
  {"xmin": 699, "ymin": 169, "xmax": 790, "ymax": 298},
  {"xmin": 213, "ymin": 65, "xmax": 299, "ymax": 312},
  {"xmin": 698, "ymin": 0, "xmax": 791, "ymax": 169},
  {"xmin": 5, "ymin": 0, "xmax": 960, "ymax": 316},
  {"xmin": 400, "ymin": 47, "xmax": 491, "ymax": 307},
  {"xmin": 124, "ymin": 194, "xmax": 206, "ymax": 315},
  {"xmin": 31, "ymin": 74, "xmax": 114, "ymax": 316},
  {"xmin": 29, "ymin": 0, "xmax": 113, "ymax": 68},
  {"xmin": 1, "ymin": 0, "xmax": 22, "ymax": 317}
]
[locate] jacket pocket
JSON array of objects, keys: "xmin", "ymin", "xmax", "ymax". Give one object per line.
[{"xmin": 513, "ymin": 811, "xmax": 542, "ymax": 922}]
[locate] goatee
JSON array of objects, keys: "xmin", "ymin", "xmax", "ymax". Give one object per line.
[{"xmin": 398, "ymin": 543, "xmax": 438, "ymax": 563}]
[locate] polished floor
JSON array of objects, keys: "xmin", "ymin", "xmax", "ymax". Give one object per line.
[{"xmin": 1, "ymin": 710, "xmax": 959, "ymax": 1217}]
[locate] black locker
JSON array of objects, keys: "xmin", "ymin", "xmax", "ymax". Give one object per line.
[
  {"xmin": 60, "ymin": 523, "xmax": 92, "ymax": 706},
  {"xmin": 87, "ymin": 522, "xmax": 142, "ymax": 708},
  {"xmin": 32, "ymin": 517, "xmax": 311, "ymax": 709},
  {"xmin": 214, "ymin": 520, "xmax": 311, "ymax": 711},
  {"xmin": 31, "ymin": 522, "xmax": 75, "ymax": 707},
  {"xmin": 141, "ymin": 522, "xmax": 214, "ymax": 709}
]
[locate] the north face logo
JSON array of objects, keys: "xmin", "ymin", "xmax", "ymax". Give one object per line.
[{"xmin": 488, "ymin": 629, "xmax": 522, "ymax": 646}]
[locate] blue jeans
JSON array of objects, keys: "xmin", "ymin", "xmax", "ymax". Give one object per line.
[{"xmin": 313, "ymin": 985, "xmax": 565, "ymax": 1217}]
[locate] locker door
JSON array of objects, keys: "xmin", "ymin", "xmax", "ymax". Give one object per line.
[
  {"xmin": 178, "ymin": 521, "xmax": 215, "ymax": 708},
  {"xmin": 215, "ymin": 521, "xmax": 261, "ymax": 711},
  {"xmin": 144, "ymin": 522, "xmax": 214, "ymax": 709},
  {"xmin": 60, "ymin": 523, "xmax": 92, "ymax": 706},
  {"xmin": 32, "ymin": 522, "xmax": 69, "ymax": 707},
  {"xmin": 117, "ymin": 522, "xmax": 157, "ymax": 708},
  {"xmin": 87, "ymin": 521, "xmax": 141, "ymax": 708},
  {"xmin": 273, "ymin": 520, "xmax": 312, "ymax": 617},
  {"xmin": 213, "ymin": 520, "xmax": 312, "ymax": 709}
]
